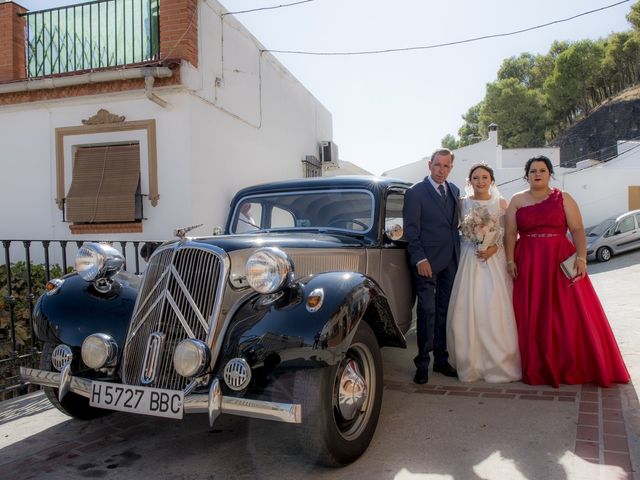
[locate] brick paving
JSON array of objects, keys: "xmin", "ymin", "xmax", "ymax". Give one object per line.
[
  {"xmin": 574, "ymin": 384, "xmax": 634, "ymax": 476},
  {"xmin": 385, "ymin": 380, "xmax": 633, "ymax": 480},
  {"xmin": 0, "ymin": 379, "xmax": 635, "ymax": 479},
  {"xmin": 385, "ymin": 379, "xmax": 634, "ymax": 478}
]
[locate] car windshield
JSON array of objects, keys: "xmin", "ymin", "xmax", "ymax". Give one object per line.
[
  {"xmin": 588, "ymin": 218, "xmax": 615, "ymax": 236},
  {"xmin": 230, "ymin": 189, "xmax": 375, "ymax": 234}
]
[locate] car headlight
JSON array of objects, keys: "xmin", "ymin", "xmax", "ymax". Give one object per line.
[
  {"xmin": 75, "ymin": 242, "xmax": 125, "ymax": 281},
  {"xmin": 245, "ymin": 247, "xmax": 293, "ymax": 294},
  {"xmin": 173, "ymin": 339, "xmax": 211, "ymax": 378},
  {"xmin": 81, "ymin": 333, "xmax": 118, "ymax": 369}
]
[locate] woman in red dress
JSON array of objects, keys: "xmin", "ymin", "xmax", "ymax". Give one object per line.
[{"xmin": 504, "ymin": 155, "xmax": 629, "ymax": 387}]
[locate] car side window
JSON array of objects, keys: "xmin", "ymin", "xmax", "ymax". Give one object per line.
[
  {"xmin": 270, "ymin": 206, "xmax": 295, "ymax": 228},
  {"xmin": 384, "ymin": 190, "xmax": 405, "ymax": 240},
  {"xmin": 635, "ymin": 213, "xmax": 640, "ymax": 228},
  {"xmin": 235, "ymin": 202, "xmax": 262, "ymax": 233},
  {"xmin": 617, "ymin": 216, "xmax": 635, "ymax": 234}
]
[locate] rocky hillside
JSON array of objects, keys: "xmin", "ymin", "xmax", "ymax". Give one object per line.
[{"xmin": 551, "ymin": 85, "xmax": 640, "ymax": 166}]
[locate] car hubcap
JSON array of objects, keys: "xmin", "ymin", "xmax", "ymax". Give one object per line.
[
  {"xmin": 337, "ymin": 359, "xmax": 367, "ymax": 420},
  {"xmin": 603, "ymin": 249, "xmax": 611, "ymax": 260},
  {"xmin": 333, "ymin": 341, "xmax": 376, "ymax": 440}
]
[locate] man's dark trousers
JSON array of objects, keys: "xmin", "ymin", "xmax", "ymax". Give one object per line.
[{"xmin": 413, "ymin": 258, "xmax": 457, "ymax": 371}]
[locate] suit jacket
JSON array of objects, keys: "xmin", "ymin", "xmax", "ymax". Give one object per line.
[{"xmin": 403, "ymin": 176, "xmax": 461, "ymax": 273}]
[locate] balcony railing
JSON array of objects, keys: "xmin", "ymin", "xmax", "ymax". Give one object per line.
[{"xmin": 21, "ymin": 0, "xmax": 160, "ymax": 78}]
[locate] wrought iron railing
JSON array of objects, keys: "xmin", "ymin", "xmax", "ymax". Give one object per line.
[
  {"xmin": 21, "ymin": 0, "xmax": 160, "ymax": 78},
  {"xmin": 302, "ymin": 155, "xmax": 322, "ymax": 178},
  {"xmin": 0, "ymin": 238, "xmax": 160, "ymax": 399}
]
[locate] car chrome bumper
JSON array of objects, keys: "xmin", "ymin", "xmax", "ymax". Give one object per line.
[{"xmin": 20, "ymin": 366, "xmax": 301, "ymax": 425}]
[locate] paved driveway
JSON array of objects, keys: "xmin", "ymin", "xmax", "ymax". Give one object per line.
[{"xmin": 1, "ymin": 251, "xmax": 638, "ymax": 480}]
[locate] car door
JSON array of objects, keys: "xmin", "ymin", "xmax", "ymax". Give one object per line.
[
  {"xmin": 375, "ymin": 187, "xmax": 413, "ymax": 334},
  {"xmin": 610, "ymin": 214, "xmax": 638, "ymax": 253}
]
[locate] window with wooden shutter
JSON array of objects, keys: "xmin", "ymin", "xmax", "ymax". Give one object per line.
[{"xmin": 66, "ymin": 143, "xmax": 141, "ymax": 223}]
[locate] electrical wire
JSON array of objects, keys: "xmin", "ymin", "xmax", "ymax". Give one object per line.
[
  {"xmin": 222, "ymin": 0, "xmax": 315, "ymax": 17},
  {"xmin": 261, "ymin": 0, "xmax": 632, "ymax": 55}
]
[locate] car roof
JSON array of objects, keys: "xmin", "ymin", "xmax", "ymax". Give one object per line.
[
  {"xmin": 615, "ymin": 209, "xmax": 640, "ymax": 221},
  {"xmin": 233, "ymin": 175, "xmax": 412, "ymax": 198}
]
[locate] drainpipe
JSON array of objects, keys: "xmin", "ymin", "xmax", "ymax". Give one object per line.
[
  {"xmin": 0, "ymin": 67, "xmax": 174, "ymax": 100},
  {"xmin": 142, "ymin": 70, "xmax": 169, "ymax": 108}
]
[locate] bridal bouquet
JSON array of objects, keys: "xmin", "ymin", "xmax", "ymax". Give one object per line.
[{"xmin": 460, "ymin": 204, "xmax": 498, "ymax": 251}]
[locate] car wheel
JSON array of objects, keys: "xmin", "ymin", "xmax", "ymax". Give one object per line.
[
  {"xmin": 294, "ymin": 321, "xmax": 383, "ymax": 466},
  {"xmin": 40, "ymin": 342, "xmax": 112, "ymax": 420},
  {"xmin": 596, "ymin": 247, "xmax": 612, "ymax": 262}
]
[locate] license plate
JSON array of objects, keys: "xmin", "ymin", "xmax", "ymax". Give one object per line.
[{"xmin": 90, "ymin": 381, "xmax": 184, "ymax": 419}]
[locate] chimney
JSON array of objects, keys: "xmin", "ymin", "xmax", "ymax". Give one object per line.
[
  {"xmin": 488, "ymin": 123, "xmax": 498, "ymax": 144},
  {"xmin": 0, "ymin": 1, "xmax": 27, "ymax": 82}
]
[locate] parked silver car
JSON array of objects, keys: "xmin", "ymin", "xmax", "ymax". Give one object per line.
[{"xmin": 586, "ymin": 209, "xmax": 640, "ymax": 262}]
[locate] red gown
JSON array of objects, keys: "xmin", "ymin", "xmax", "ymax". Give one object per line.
[{"xmin": 513, "ymin": 189, "xmax": 629, "ymax": 387}]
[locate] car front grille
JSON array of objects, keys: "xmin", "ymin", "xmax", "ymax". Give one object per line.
[{"xmin": 122, "ymin": 244, "xmax": 225, "ymax": 391}]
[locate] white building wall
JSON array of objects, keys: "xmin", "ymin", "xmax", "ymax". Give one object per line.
[
  {"xmin": 500, "ymin": 147, "xmax": 560, "ymax": 169},
  {"xmin": 383, "ymin": 130, "xmax": 640, "ymax": 228},
  {"xmin": 0, "ymin": 0, "xmax": 332, "ymax": 265},
  {"xmin": 561, "ymin": 166, "xmax": 640, "ymax": 227}
]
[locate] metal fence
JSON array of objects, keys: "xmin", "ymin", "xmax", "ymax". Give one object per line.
[
  {"xmin": 301, "ymin": 155, "xmax": 322, "ymax": 178},
  {"xmin": 21, "ymin": 0, "xmax": 160, "ymax": 78},
  {"xmin": 0, "ymin": 239, "xmax": 155, "ymax": 399}
]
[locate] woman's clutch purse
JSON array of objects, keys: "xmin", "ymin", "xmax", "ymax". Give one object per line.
[{"xmin": 560, "ymin": 253, "xmax": 578, "ymax": 279}]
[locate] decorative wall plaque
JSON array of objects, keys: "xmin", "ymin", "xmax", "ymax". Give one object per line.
[{"xmin": 82, "ymin": 109, "xmax": 126, "ymax": 125}]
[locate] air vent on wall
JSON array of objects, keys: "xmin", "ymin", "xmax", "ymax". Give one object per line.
[{"xmin": 320, "ymin": 141, "xmax": 339, "ymax": 166}]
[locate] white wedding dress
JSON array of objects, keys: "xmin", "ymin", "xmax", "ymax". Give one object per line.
[{"xmin": 447, "ymin": 197, "xmax": 521, "ymax": 383}]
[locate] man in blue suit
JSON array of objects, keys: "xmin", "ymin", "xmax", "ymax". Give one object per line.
[{"xmin": 403, "ymin": 148, "xmax": 460, "ymax": 384}]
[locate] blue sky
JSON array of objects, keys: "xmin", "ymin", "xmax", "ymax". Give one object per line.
[{"xmin": 19, "ymin": 0, "xmax": 635, "ymax": 174}]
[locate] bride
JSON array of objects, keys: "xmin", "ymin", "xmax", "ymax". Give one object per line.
[{"xmin": 446, "ymin": 163, "xmax": 521, "ymax": 383}]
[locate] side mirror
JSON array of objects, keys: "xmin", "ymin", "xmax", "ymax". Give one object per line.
[
  {"xmin": 212, "ymin": 226, "xmax": 224, "ymax": 236},
  {"xmin": 385, "ymin": 224, "xmax": 404, "ymax": 242}
]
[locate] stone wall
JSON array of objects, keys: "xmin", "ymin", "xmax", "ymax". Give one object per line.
[{"xmin": 552, "ymin": 97, "xmax": 640, "ymax": 166}]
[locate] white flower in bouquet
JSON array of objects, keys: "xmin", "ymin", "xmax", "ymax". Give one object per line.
[{"xmin": 461, "ymin": 205, "xmax": 498, "ymax": 251}]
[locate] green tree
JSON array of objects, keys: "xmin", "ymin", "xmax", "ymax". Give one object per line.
[
  {"xmin": 479, "ymin": 78, "xmax": 548, "ymax": 148},
  {"xmin": 543, "ymin": 39, "xmax": 605, "ymax": 125},
  {"xmin": 457, "ymin": 102, "xmax": 483, "ymax": 147},
  {"xmin": 497, "ymin": 51, "xmax": 558, "ymax": 91},
  {"xmin": 497, "ymin": 53, "xmax": 537, "ymax": 87},
  {"xmin": 623, "ymin": 35, "xmax": 640, "ymax": 85},
  {"xmin": 548, "ymin": 40, "xmax": 570, "ymax": 59},
  {"xmin": 602, "ymin": 32, "xmax": 640, "ymax": 93},
  {"xmin": 441, "ymin": 133, "xmax": 459, "ymax": 150},
  {"xmin": 627, "ymin": 0, "xmax": 640, "ymax": 31}
]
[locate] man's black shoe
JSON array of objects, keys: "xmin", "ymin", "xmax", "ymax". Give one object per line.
[
  {"xmin": 433, "ymin": 363, "xmax": 458, "ymax": 377},
  {"xmin": 413, "ymin": 368, "xmax": 428, "ymax": 384}
]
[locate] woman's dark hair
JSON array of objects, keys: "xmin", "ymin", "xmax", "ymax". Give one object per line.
[
  {"xmin": 524, "ymin": 155, "xmax": 554, "ymax": 179},
  {"xmin": 467, "ymin": 163, "xmax": 495, "ymax": 183}
]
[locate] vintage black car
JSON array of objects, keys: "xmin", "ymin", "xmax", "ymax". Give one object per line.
[{"xmin": 21, "ymin": 176, "xmax": 414, "ymax": 466}]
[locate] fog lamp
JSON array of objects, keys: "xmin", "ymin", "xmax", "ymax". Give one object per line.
[
  {"xmin": 173, "ymin": 339, "xmax": 210, "ymax": 378},
  {"xmin": 81, "ymin": 333, "xmax": 118, "ymax": 369}
]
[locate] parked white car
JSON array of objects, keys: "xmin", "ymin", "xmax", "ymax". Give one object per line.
[{"xmin": 586, "ymin": 209, "xmax": 640, "ymax": 262}]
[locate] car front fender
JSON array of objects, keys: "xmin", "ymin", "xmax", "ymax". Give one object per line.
[
  {"xmin": 33, "ymin": 272, "xmax": 139, "ymax": 350},
  {"xmin": 220, "ymin": 272, "xmax": 406, "ymax": 373}
]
